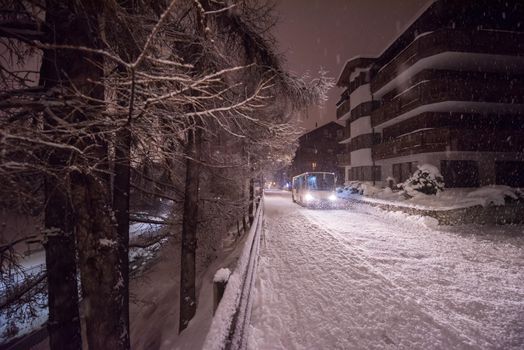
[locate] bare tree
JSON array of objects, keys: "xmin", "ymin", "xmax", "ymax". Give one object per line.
[{"xmin": 0, "ymin": 0, "xmax": 332, "ymax": 346}]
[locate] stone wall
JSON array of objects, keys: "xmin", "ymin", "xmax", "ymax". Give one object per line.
[{"xmin": 352, "ymin": 198, "xmax": 524, "ymax": 225}]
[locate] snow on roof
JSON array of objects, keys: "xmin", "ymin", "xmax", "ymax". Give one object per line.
[
  {"xmin": 375, "ymin": 0, "xmax": 437, "ymax": 62},
  {"xmin": 335, "ymin": 56, "xmax": 376, "ymax": 87},
  {"xmin": 336, "ymin": 0, "xmax": 437, "ymax": 88}
]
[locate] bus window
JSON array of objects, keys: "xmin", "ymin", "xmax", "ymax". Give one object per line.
[
  {"xmin": 307, "ymin": 175, "xmax": 317, "ymax": 190},
  {"xmin": 307, "ymin": 174, "xmax": 334, "ymax": 191}
]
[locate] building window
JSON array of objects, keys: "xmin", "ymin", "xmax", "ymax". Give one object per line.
[
  {"xmin": 392, "ymin": 162, "xmax": 416, "ymax": 182},
  {"xmin": 312, "ymin": 162, "xmax": 317, "ymax": 170},
  {"xmin": 440, "ymin": 160, "xmax": 479, "ymax": 187}
]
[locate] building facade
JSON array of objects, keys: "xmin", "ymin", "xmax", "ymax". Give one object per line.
[
  {"xmin": 336, "ymin": 0, "xmax": 524, "ymax": 187},
  {"xmin": 291, "ymin": 122, "xmax": 344, "ymax": 184}
]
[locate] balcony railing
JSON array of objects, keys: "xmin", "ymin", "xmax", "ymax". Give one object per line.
[
  {"xmin": 372, "ymin": 28, "xmax": 524, "ymax": 93},
  {"xmin": 337, "ymin": 153, "xmax": 351, "ymax": 166},
  {"xmin": 336, "ymin": 98, "xmax": 351, "ymax": 120},
  {"xmin": 373, "ymin": 128, "xmax": 524, "ymax": 160},
  {"xmin": 373, "ymin": 128, "xmax": 449, "ymax": 159},
  {"xmin": 371, "ymin": 76, "xmax": 524, "ymax": 127}
]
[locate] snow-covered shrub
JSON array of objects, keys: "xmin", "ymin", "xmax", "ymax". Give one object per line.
[{"xmin": 401, "ymin": 164, "xmax": 444, "ymax": 196}]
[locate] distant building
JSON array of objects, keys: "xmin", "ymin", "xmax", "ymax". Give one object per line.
[
  {"xmin": 336, "ymin": 0, "xmax": 524, "ymax": 187},
  {"xmin": 291, "ymin": 122, "xmax": 344, "ymax": 184}
]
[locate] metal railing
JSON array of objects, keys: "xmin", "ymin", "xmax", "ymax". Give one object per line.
[{"xmin": 203, "ymin": 198, "xmax": 264, "ymax": 350}]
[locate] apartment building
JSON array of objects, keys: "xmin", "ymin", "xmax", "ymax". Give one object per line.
[
  {"xmin": 336, "ymin": 0, "xmax": 524, "ymax": 187},
  {"xmin": 291, "ymin": 122, "xmax": 344, "ymax": 184}
]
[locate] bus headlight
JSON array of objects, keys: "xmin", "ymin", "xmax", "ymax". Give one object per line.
[
  {"xmin": 305, "ymin": 193, "xmax": 314, "ymax": 201},
  {"xmin": 329, "ymin": 194, "xmax": 337, "ymax": 201}
]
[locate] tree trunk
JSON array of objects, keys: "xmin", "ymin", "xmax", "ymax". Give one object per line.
[
  {"xmin": 112, "ymin": 126, "xmax": 131, "ymax": 348},
  {"xmin": 40, "ymin": 1, "xmax": 130, "ymax": 348},
  {"xmin": 71, "ymin": 172, "xmax": 129, "ymax": 349},
  {"xmin": 179, "ymin": 128, "xmax": 202, "ymax": 332},
  {"xmin": 43, "ymin": 179, "xmax": 81, "ymax": 350},
  {"xmin": 111, "ymin": 1, "xmax": 143, "ymax": 341},
  {"xmin": 39, "ymin": 2, "xmax": 83, "ymax": 348}
]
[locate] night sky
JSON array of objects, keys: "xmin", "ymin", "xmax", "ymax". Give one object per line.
[{"xmin": 274, "ymin": 0, "xmax": 429, "ymax": 132}]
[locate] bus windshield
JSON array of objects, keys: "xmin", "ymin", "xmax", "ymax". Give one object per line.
[{"xmin": 307, "ymin": 173, "xmax": 335, "ymax": 191}]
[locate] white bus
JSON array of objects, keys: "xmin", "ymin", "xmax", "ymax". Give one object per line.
[{"xmin": 291, "ymin": 172, "xmax": 337, "ymax": 207}]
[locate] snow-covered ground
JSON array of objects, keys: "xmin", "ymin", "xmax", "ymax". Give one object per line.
[
  {"xmin": 130, "ymin": 217, "xmax": 253, "ymax": 350},
  {"xmin": 248, "ymin": 191, "xmax": 524, "ymax": 349},
  {"xmin": 0, "ymin": 206, "xmax": 171, "ymax": 345}
]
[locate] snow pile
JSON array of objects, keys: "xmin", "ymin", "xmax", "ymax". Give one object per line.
[
  {"xmin": 401, "ymin": 164, "xmax": 444, "ymax": 196},
  {"xmin": 213, "ymin": 268, "xmax": 231, "ymax": 283},
  {"xmin": 466, "ymin": 185, "xmax": 521, "ymax": 207}
]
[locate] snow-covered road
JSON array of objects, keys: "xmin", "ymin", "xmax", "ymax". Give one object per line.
[{"xmin": 247, "ymin": 191, "xmax": 524, "ymax": 350}]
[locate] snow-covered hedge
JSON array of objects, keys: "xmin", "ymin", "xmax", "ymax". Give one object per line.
[{"xmin": 401, "ymin": 164, "xmax": 444, "ymax": 196}]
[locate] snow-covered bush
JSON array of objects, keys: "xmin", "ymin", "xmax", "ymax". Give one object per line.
[{"xmin": 401, "ymin": 164, "xmax": 444, "ymax": 196}]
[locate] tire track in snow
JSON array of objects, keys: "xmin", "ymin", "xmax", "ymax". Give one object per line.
[
  {"xmin": 302, "ymin": 208, "xmax": 486, "ymax": 349},
  {"xmin": 302, "ymin": 202, "xmax": 524, "ymax": 350},
  {"xmin": 248, "ymin": 192, "xmax": 476, "ymax": 350}
]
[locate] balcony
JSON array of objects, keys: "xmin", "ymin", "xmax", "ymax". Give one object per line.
[
  {"xmin": 337, "ymin": 124, "xmax": 351, "ymax": 143},
  {"xmin": 372, "ymin": 28, "xmax": 524, "ymax": 94},
  {"xmin": 371, "ymin": 75, "xmax": 524, "ymax": 128},
  {"xmin": 337, "ymin": 153, "xmax": 351, "ymax": 166},
  {"xmin": 350, "ymin": 133, "xmax": 381, "ymax": 152},
  {"xmin": 373, "ymin": 128, "xmax": 524, "ymax": 160},
  {"xmin": 348, "ymin": 101, "xmax": 377, "ymax": 124},
  {"xmin": 336, "ymin": 98, "xmax": 351, "ymax": 120}
]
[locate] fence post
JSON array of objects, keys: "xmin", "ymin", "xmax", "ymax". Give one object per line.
[
  {"xmin": 242, "ymin": 214, "xmax": 248, "ymax": 235},
  {"xmin": 248, "ymin": 178, "xmax": 254, "ymax": 225},
  {"xmin": 213, "ymin": 268, "xmax": 231, "ymax": 314},
  {"xmin": 237, "ymin": 220, "xmax": 241, "ymax": 237}
]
